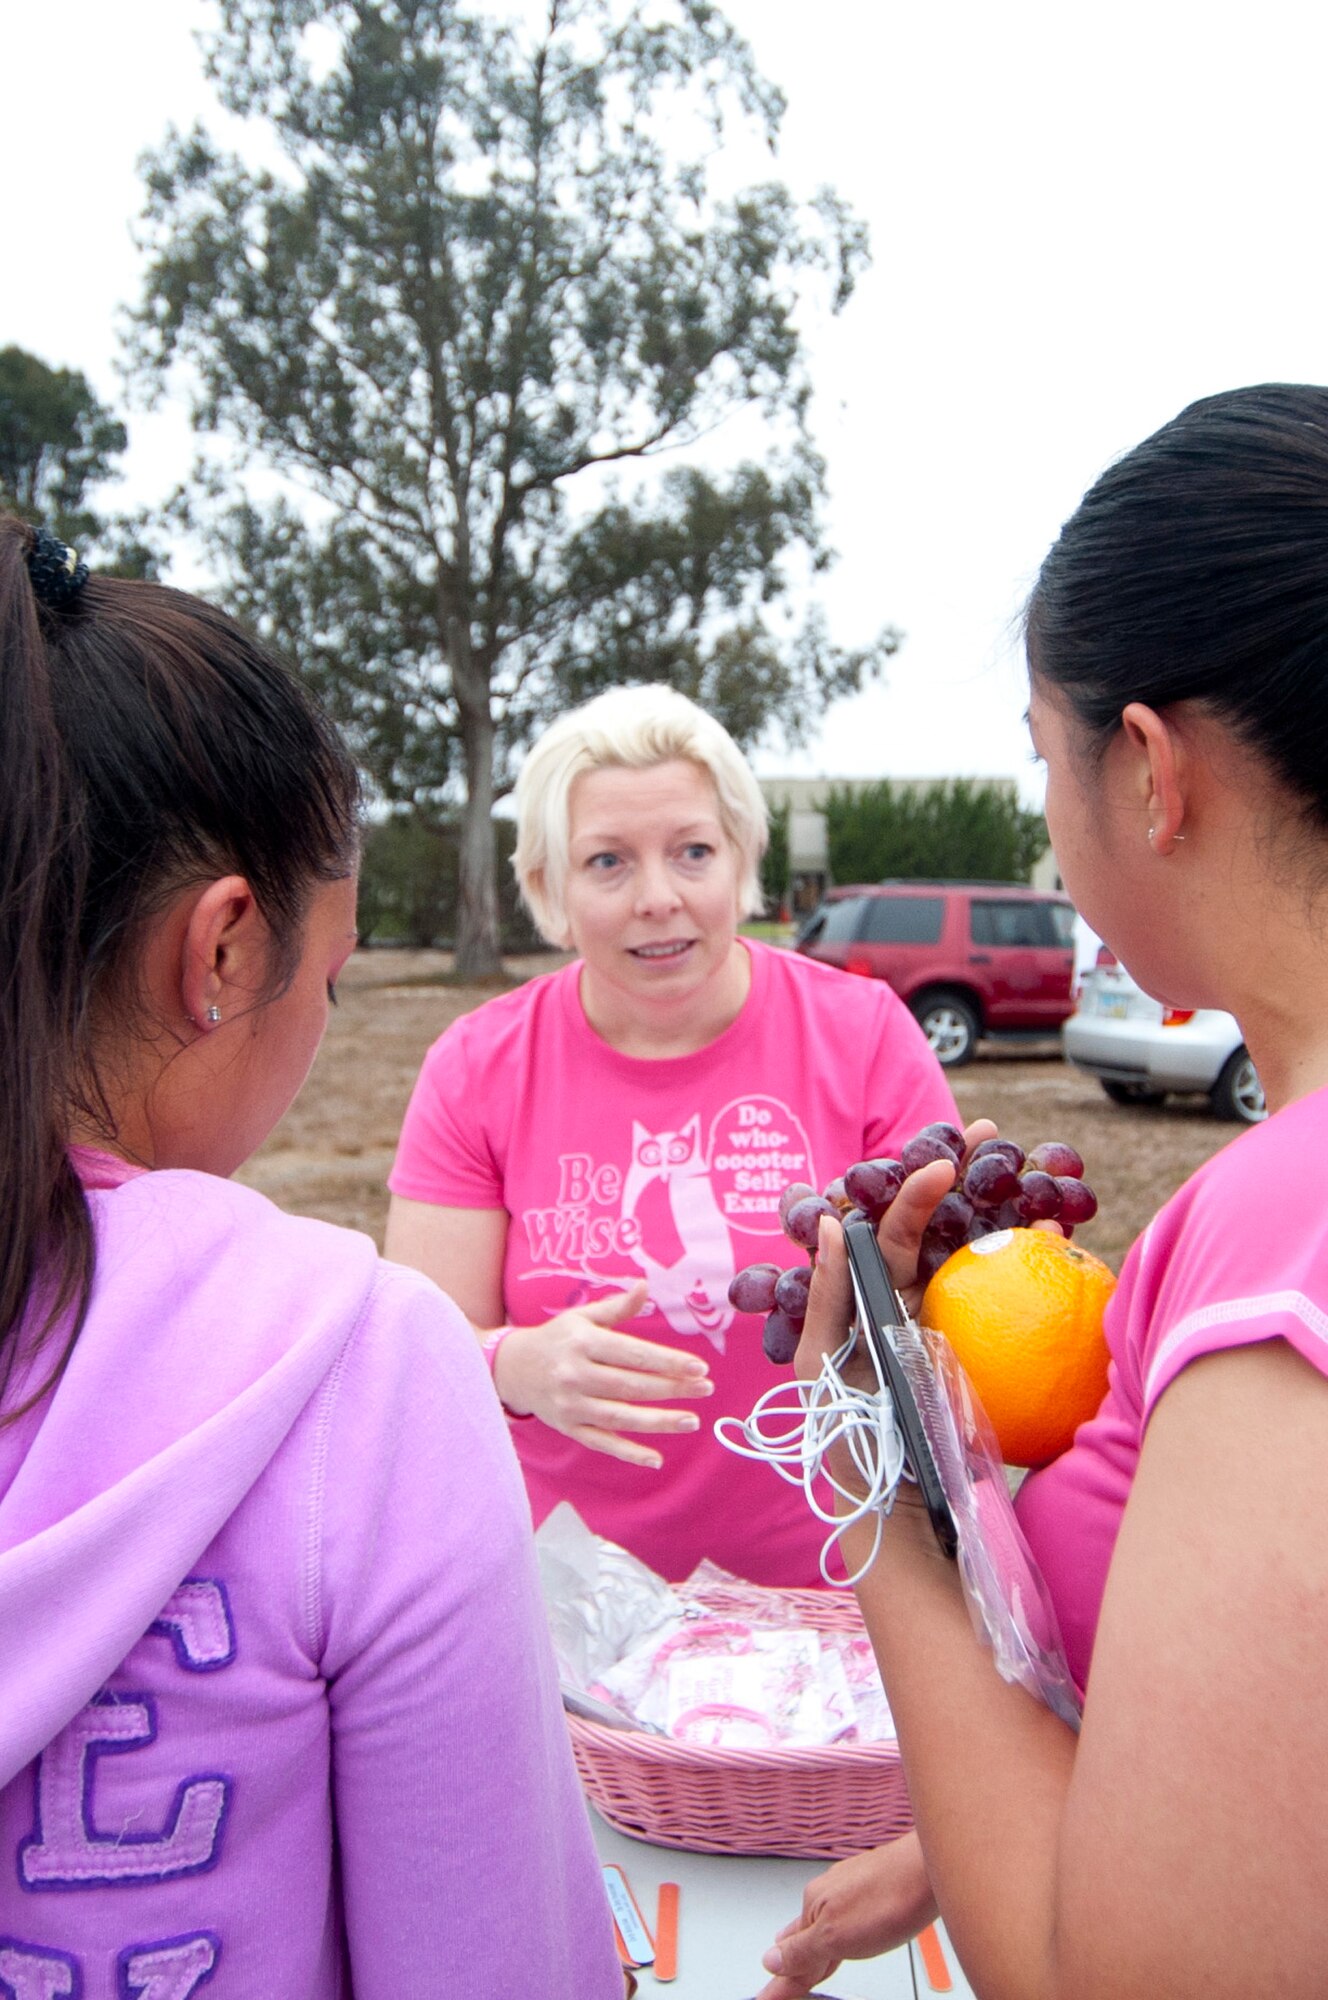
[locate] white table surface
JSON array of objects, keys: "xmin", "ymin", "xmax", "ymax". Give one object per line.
[{"xmin": 590, "ymin": 1808, "xmax": 976, "ymax": 2000}]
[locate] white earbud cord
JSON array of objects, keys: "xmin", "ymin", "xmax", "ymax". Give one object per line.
[{"xmin": 714, "ymin": 1331, "xmax": 910, "ymax": 1586}]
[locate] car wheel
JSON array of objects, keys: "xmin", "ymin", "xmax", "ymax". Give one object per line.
[
  {"xmin": 1100, "ymin": 1080, "xmax": 1167, "ymax": 1108},
  {"xmin": 911, "ymin": 991, "xmax": 980, "ymax": 1067},
  {"xmin": 1209, "ymin": 1048, "xmax": 1266, "ymax": 1124}
]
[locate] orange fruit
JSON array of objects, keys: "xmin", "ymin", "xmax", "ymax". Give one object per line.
[{"xmin": 919, "ymin": 1229, "xmax": 1116, "ymax": 1467}]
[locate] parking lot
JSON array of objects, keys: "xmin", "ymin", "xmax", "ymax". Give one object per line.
[{"xmin": 950, "ymin": 1037, "xmax": 1241, "ymax": 1269}]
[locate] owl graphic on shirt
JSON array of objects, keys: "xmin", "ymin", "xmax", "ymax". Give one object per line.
[{"xmin": 620, "ymin": 1115, "xmax": 736, "ymax": 1351}]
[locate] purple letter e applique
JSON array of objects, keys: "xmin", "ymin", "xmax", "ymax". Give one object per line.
[{"xmin": 20, "ymin": 1581, "xmax": 233, "ymax": 1892}]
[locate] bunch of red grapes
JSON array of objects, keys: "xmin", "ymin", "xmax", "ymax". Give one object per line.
[{"xmin": 727, "ymin": 1120, "xmax": 1098, "ymax": 1364}]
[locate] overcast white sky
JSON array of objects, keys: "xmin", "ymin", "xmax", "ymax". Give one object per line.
[{"xmin": 7, "ymin": 1, "xmax": 1328, "ymax": 805}]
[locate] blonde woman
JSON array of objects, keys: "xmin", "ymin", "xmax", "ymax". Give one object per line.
[{"xmin": 387, "ymin": 684, "xmax": 958, "ymax": 1584}]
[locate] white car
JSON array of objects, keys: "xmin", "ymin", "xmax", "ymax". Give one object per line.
[{"xmin": 1064, "ymin": 956, "xmax": 1266, "ymax": 1124}]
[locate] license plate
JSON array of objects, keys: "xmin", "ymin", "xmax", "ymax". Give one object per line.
[{"xmin": 1099, "ymin": 994, "xmax": 1130, "ymax": 1018}]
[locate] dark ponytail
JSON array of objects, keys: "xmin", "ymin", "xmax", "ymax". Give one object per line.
[
  {"xmin": 1027, "ymin": 383, "xmax": 1328, "ymax": 825},
  {"xmin": 0, "ymin": 516, "xmax": 360, "ymax": 1417}
]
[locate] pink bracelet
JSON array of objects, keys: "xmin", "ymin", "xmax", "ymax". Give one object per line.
[
  {"xmin": 479, "ymin": 1326, "xmax": 533, "ymax": 1420},
  {"xmin": 671, "ymin": 1703, "xmax": 778, "ymax": 1747}
]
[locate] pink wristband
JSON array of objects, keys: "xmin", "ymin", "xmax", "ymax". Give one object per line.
[{"xmin": 480, "ymin": 1326, "xmax": 533, "ymax": 1419}]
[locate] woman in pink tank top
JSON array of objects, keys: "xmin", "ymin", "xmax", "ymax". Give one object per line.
[{"xmin": 761, "ymin": 387, "xmax": 1328, "ymax": 2000}]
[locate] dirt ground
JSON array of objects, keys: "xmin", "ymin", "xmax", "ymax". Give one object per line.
[{"xmin": 238, "ymin": 948, "xmax": 1248, "ymax": 1272}]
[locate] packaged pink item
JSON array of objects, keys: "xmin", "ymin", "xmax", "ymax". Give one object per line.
[{"xmin": 567, "ymin": 1548, "xmax": 893, "ymax": 1748}]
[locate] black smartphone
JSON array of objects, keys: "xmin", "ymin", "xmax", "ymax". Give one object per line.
[{"xmin": 841, "ymin": 1215, "xmax": 958, "ymax": 1560}]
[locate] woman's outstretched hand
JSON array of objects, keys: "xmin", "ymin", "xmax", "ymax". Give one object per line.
[
  {"xmin": 756, "ymin": 1833, "xmax": 938, "ymax": 2000},
  {"xmin": 492, "ymin": 1285, "xmax": 714, "ymax": 1467}
]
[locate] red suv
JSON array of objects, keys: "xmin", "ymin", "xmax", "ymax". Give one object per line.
[{"xmin": 795, "ymin": 881, "xmax": 1077, "ymax": 1066}]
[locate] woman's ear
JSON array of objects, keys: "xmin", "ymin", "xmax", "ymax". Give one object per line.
[
  {"xmin": 178, "ymin": 876, "xmax": 263, "ymax": 1032},
  {"xmin": 1120, "ymin": 701, "xmax": 1188, "ymax": 854}
]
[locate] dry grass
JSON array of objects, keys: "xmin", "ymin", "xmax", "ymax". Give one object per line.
[
  {"xmin": 235, "ymin": 948, "xmax": 566, "ymax": 1237},
  {"xmin": 238, "ymin": 949, "xmax": 1247, "ymax": 1272}
]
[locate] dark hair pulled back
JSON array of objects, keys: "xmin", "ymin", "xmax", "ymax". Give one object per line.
[
  {"xmin": 0, "ymin": 516, "xmax": 360, "ymax": 1416},
  {"xmin": 1027, "ymin": 384, "xmax": 1328, "ymax": 824}
]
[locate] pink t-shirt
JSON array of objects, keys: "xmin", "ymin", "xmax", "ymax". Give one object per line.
[
  {"xmin": 1016, "ymin": 1086, "xmax": 1328, "ymax": 1694},
  {"xmin": 390, "ymin": 940, "xmax": 959, "ymax": 1583}
]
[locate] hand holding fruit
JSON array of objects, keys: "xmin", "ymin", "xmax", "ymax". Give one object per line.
[
  {"xmin": 492, "ymin": 1285, "xmax": 714, "ymax": 1469},
  {"xmin": 729, "ymin": 1120, "xmax": 1005, "ymax": 1361},
  {"xmin": 778, "ymin": 1119, "xmax": 1002, "ymax": 1402},
  {"xmin": 727, "ymin": 1117, "xmax": 1114, "ymax": 1468}
]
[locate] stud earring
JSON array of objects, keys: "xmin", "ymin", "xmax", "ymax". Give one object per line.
[
  {"xmin": 1147, "ymin": 827, "xmax": 1155, "ymax": 844},
  {"xmin": 205, "ymin": 1004, "xmax": 221, "ymax": 1025}
]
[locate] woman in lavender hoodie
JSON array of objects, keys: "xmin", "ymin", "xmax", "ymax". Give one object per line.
[{"xmin": 0, "ymin": 518, "xmax": 624, "ymax": 2000}]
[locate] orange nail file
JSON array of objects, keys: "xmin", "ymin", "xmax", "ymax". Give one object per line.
[
  {"xmin": 654, "ymin": 1881, "xmax": 680, "ymax": 1982},
  {"xmin": 917, "ymin": 1922, "xmax": 953, "ymax": 1992}
]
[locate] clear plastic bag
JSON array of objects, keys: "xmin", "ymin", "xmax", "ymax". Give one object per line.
[
  {"xmin": 534, "ymin": 1500, "xmax": 682, "ymax": 1698},
  {"xmin": 918, "ymin": 1319, "xmax": 1082, "ymax": 1730},
  {"xmin": 537, "ymin": 1513, "xmax": 898, "ymax": 1746}
]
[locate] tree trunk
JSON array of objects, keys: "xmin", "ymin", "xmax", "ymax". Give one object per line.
[{"xmin": 453, "ymin": 668, "xmax": 502, "ymax": 980}]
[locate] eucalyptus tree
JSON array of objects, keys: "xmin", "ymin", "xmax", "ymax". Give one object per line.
[
  {"xmin": 0, "ymin": 346, "xmax": 157, "ymax": 574},
  {"xmin": 131, "ymin": 0, "xmax": 894, "ymax": 972}
]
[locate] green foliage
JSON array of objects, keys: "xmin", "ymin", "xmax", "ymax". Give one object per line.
[
  {"xmin": 0, "ymin": 346, "xmax": 161, "ymax": 576},
  {"xmin": 0, "ymin": 346, "xmax": 124, "ymax": 538},
  {"xmin": 824, "ymin": 781, "xmax": 1048, "ymax": 885},
  {"xmin": 355, "ymin": 811, "xmax": 456, "ymax": 949},
  {"xmin": 761, "ymin": 797, "xmax": 790, "ymax": 912},
  {"xmin": 357, "ymin": 809, "xmax": 544, "ymax": 952},
  {"xmin": 194, "ymin": 492, "xmax": 456, "ymax": 804},
  {"xmin": 128, "ymin": 0, "xmax": 893, "ymax": 973}
]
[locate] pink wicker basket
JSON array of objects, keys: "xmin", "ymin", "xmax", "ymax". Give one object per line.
[{"xmin": 567, "ymin": 1583, "xmax": 912, "ymax": 1860}]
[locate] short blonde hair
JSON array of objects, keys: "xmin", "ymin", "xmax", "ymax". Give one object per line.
[{"xmin": 513, "ymin": 684, "xmax": 769, "ymax": 947}]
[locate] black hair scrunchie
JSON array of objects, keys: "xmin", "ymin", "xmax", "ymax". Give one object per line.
[{"xmin": 27, "ymin": 526, "xmax": 90, "ymax": 609}]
